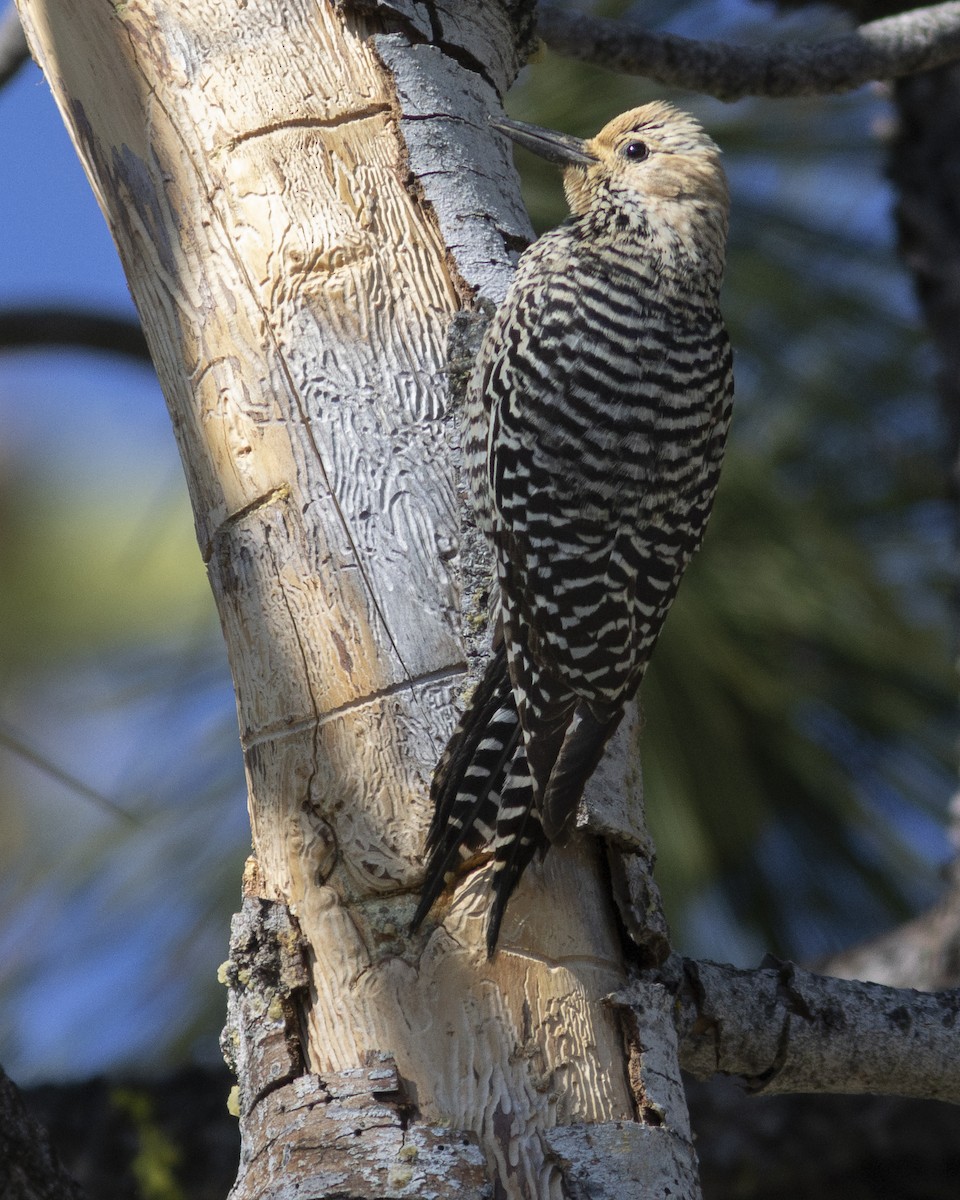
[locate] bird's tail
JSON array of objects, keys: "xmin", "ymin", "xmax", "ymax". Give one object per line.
[
  {"xmin": 539, "ymin": 703, "xmax": 623, "ymax": 845},
  {"xmin": 411, "ymin": 646, "xmax": 545, "ymax": 953}
]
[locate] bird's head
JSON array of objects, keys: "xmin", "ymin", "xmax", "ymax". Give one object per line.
[{"xmin": 494, "ymin": 102, "xmax": 729, "ymax": 282}]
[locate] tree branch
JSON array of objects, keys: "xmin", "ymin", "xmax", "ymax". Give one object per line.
[
  {"xmin": 0, "ymin": 307, "xmax": 150, "ymax": 362},
  {"xmin": 0, "ymin": 1064, "xmax": 85, "ymax": 1200},
  {"xmin": 536, "ymin": 1, "xmax": 960, "ymax": 100},
  {"xmin": 617, "ymin": 957, "xmax": 960, "ymax": 1103}
]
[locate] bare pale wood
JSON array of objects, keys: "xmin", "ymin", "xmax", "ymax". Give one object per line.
[{"xmin": 15, "ymin": 2, "xmax": 655, "ymax": 1196}]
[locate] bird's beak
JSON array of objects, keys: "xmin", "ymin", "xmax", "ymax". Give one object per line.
[{"xmin": 491, "ymin": 117, "xmax": 597, "ymax": 167}]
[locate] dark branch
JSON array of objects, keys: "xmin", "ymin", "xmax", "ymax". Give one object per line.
[
  {"xmin": 0, "ymin": 717, "xmax": 140, "ymax": 826},
  {"xmin": 0, "ymin": 307, "xmax": 151, "ymax": 363},
  {"xmin": 0, "ymin": 1063, "xmax": 86, "ymax": 1200},
  {"xmin": 0, "ymin": 5, "xmax": 30, "ymax": 93},
  {"xmin": 536, "ymin": 1, "xmax": 960, "ymax": 101}
]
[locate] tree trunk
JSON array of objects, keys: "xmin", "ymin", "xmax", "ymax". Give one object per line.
[
  {"xmin": 14, "ymin": 2, "xmax": 688, "ymax": 1195},
  {"xmin": 0, "ymin": 1065, "xmax": 85, "ymax": 1200}
]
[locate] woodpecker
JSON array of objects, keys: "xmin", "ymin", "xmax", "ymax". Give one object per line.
[{"xmin": 413, "ymin": 102, "xmax": 733, "ymax": 954}]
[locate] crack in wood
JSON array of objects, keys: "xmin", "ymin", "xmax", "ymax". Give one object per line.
[
  {"xmin": 225, "ymin": 103, "xmax": 394, "ymax": 150},
  {"xmin": 239, "ymin": 663, "xmax": 466, "ymax": 749},
  {"xmin": 203, "ymin": 484, "xmax": 292, "ymax": 562}
]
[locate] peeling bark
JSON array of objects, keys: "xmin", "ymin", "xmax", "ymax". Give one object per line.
[{"xmin": 222, "ymin": 898, "xmax": 489, "ymax": 1199}]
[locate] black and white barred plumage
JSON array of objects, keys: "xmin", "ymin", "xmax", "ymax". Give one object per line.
[{"xmin": 412, "ymin": 103, "xmax": 734, "ymax": 954}]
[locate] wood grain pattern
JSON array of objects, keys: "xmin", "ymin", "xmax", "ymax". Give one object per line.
[{"xmin": 17, "ymin": 3, "xmax": 642, "ymax": 1195}]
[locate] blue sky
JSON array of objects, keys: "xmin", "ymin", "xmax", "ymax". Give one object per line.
[
  {"xmin": 0, "ymin": 62, "xmax": 178, "ymax": 482},
  {"xmin": 0, "ymin": 62, "xmax": 131, "ymax": 309},
  {"xmin": 0, "ymin": 59, "xmax": 248, "ymax": 1083}
]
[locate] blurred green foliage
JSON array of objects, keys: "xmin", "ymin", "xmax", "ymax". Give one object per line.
[
  {"xmin": 0, "ymin": 473, "xmax": 210, "ymax": 665},
  {"xmin": 111, "ymin": 1087, "xmax": 186, "ymax": 1200}
]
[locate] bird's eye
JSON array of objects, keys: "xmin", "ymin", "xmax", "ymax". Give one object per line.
[{"xmin": 623, "ymin": 140, "xmax": 649, "ymax": 161}]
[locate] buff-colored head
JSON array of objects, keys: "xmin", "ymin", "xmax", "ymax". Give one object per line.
[
  {"xmin": 494, "ymin": 102, "xmax": 729, "ymax": 279},
  {"xmin": 568, "ymin": 102, "xmax": 727, "ymax": 220}
]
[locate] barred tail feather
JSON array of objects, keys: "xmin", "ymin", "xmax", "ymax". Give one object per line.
[
  {"xmin": 411, "ymin": 648, "xmax": 522, "ymax": 934},
  {"xmin": 540, "ymin": 704, "xmax": 623, "ymax": 845},
  {"xmin": 486, "ymin": 747, "xmax": 543, "ymax": 955},
  {"xmin": 425, "ymin": 645, "xmax": 513, "ymax": 854},
  {"xmin": 412, "ymin": 662, "xmax": 618, "ymax": 952}
]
